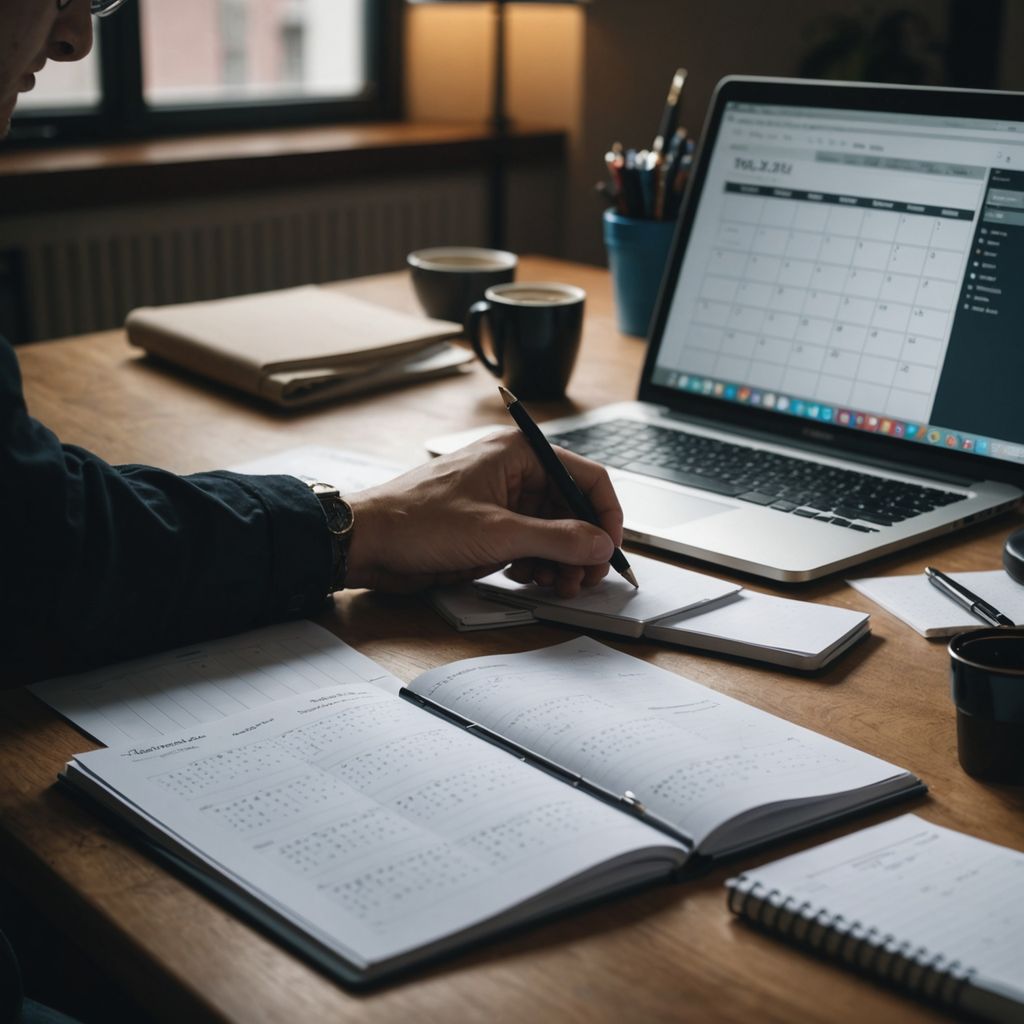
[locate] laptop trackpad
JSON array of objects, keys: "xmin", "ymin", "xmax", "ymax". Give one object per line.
[{"xmin": 613, "ymin": 477, "xmax": 733, "ymax": 529}]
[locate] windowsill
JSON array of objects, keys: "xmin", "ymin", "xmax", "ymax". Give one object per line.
[{"xmin": 0, "ymin": 121, "xmax": 565, "ymax": 215}]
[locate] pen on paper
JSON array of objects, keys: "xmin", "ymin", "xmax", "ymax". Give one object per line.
[
  {"xmin": 498, "ymin": 386, "xmax": 639, "ymax": 588},
  {"xmin": 924, "ymin": 566, "xmax": 1015, "ymax": 627}
]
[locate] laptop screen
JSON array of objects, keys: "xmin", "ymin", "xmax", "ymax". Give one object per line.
[{"xmin": 651, "ymin": 96, "xmax": 1024, "ymax": 470}]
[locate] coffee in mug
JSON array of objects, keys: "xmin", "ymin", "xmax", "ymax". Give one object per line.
[
  {"xmin": 407, "ymin": 247, "xmax": 517, "ymax": 323},
  {"xmin": 466, "ymin": 282, "xmax": 585, "ymax": 400}
]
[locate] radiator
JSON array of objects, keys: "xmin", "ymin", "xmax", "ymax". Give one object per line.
[{"xmin": 0, "ymin": 171, "xmax": 488, "ymax": 342}]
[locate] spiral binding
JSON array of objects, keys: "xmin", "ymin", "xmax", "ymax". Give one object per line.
[{"xmin": 725, "ymin": 875, "xmax": 975, "ymax": 1010}]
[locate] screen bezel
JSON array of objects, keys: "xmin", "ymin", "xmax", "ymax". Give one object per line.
[{"xmin": 638, "ymin": 76, "xmax": 1024, "ymax": 487}]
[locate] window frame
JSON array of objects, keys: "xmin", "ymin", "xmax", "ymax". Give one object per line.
[{"xmin": 8, "ymin": 0, "xmax": 403, "ymax": 148}]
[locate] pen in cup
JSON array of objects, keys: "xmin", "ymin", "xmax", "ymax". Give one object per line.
[
  {"xmin": 924, "ymin": 566, "xmax": 1015, "ymax": 627},
  {"xmin": 499, "ymin": 386, "xmax": 638, "ymax": 588},
  {"xmin": 652, "ymin": 68, "xmax": 687, "ymax": 156}
]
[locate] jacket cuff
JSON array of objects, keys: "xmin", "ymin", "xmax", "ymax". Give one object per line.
[{"xmin": 220, "ymin": 471, "xmax": 333, "ymax": 616}]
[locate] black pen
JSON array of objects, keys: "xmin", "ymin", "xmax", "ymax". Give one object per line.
[
  {"xmin": 499, "ymin": 386, "xmax": 639, "ymax": 588},
  {"xmin": 652, "ymin": 67, "xmax": 687, "ymax": 156},
  {"xmin": 924, "ymin": 566, "xmax": 1015, "ymax": 626}
]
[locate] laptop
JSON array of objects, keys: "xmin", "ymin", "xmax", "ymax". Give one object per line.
[{"xmin": 536, "ymin": 77, "xmax": 1024, "ymax": 581}]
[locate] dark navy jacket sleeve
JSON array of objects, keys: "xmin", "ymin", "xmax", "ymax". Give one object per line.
[{"xmin": 0, "ymin": 335, "xmax": 332, "ymax": 685}]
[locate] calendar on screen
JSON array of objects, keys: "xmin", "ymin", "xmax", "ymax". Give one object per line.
[{"xmin": 653, "ymin": 100, "xmax": 1024, "ymax": 464}]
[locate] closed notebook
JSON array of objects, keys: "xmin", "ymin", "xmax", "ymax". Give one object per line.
[
  {"xmin": 726, "ymin": 814, "xmax": 1024, "ymax": 1023},
  {"xmin": 126, "ymin": 285, "xmax": 470, "ymax": 407}
]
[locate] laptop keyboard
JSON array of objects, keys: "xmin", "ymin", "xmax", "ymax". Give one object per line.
[{"xmin": 546, "ymin": 419, "xmax": 966, "ymax": 532}]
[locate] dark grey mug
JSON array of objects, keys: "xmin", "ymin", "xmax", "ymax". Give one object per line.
[
  {"xmin": 408, "ymin": 247, "xmax": 517, "ymax": 324},
  {"xmin": 466, "ymin": 282, "xmax": 585, "ymax": 400},
  {"xmin": 948, "ymin": 626, "xmax": 1024, "ymax": 783}
]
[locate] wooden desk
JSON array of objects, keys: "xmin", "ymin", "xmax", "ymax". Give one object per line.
[{"xmin": 2, "ymin": 256, "xmax": 1022, "ymax": 1023}]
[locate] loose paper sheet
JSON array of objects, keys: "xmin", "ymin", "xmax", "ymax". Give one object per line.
[
  {"xmin": 848, "ymin": 569, "xmax": 1024, "ymax": 637},
  {"xmin": 227, "ymin": 445, "xmax": 406, "ymax": 489},
  {"xmin": 32, "ymin": 621, "xmax": 401, "ymax": 746}
]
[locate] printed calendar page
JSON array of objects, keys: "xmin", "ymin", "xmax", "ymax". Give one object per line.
[{"xmin": 654, "ymin": 101, "xmax": 1024, "ymax": 465}]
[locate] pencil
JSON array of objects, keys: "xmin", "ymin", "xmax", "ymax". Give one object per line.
[{"xmin": 499, "ymin": 386, "xmax": 639, "ymax": 588}]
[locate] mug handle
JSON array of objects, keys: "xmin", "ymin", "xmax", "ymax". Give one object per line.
[{"xmin": 466, "ymin": 300, "xmax": 503, "ymax": 378}]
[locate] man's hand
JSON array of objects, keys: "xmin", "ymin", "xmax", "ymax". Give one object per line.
[{"xmin": 344, "ymin": 429, "xmax": 624, "ymax": 597}]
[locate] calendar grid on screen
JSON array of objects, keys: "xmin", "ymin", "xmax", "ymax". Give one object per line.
[{"xmin": 685, "ymin": 184, "xmax": 975, "ymax": 425}]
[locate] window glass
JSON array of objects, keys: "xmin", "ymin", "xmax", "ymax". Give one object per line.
[{"xmin": 139, "ymin": 0, "xmax": 368, "ymax": 106}]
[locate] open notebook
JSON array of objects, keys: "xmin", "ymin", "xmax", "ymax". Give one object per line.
[
  {"xmin": 474, "ymin": 554, "xmax": 870, "ymax": 669},
  {"xmin": 44, "ymin": 627, "xmax": 922, "ymax": 984}
]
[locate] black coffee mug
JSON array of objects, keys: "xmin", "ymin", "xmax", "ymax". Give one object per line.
[
  {"xmin": 408, "ymin": 247, "xmax": 517, "ymax": 324},
  {"xmin": 466, "ymin": 282, "xmax": 585, "ymax": 400},
  {"xmin": 948, "ymin": 627, "xmax": 1024, "ymax": 784}
]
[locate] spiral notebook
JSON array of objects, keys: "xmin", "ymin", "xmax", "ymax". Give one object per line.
[{"xmin": 726, "ymin": 814, "xmax": 1024, "ymax": 1022}]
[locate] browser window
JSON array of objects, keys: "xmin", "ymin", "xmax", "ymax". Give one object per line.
[{"xmin": 654, "ymin": 102, "xmax": 1024, "ymax": 467}]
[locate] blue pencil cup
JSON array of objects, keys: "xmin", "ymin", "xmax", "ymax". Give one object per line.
[{"xmin": 603, "ymin": 209, "xmax": 675, "ymax": 338}]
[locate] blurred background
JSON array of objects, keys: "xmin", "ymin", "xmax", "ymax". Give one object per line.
[{"xmin": 1, "ymin": 0, "xmax": 1019, "ymax": 342}]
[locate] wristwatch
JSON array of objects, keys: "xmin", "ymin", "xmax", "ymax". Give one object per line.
[{"xmin": 309, "ymin": 482, "xmax": 355, "ymax": 593}]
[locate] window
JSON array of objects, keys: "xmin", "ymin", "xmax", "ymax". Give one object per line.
[{"xmin": 9, "ymin": 0, "xmax": 401, "ymax": 146}]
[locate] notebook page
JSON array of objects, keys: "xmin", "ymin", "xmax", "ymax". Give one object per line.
[
  {"xmin": 730, "ymin": 814, "xmax": 1024, "ymax": 997},
  {"xmin": 69, "ymin": 683, "xmax": 683, "ymax": 968},
  {"xmin": 407, "ymin": 637, "xmax": 912, "ymax": 850},
  {"xmin": 32, "ymin": 621, "xmax": 401, "ymax": 747},
  {"xmin": 652, "ymin": 591, "xmax": 868, "ymax": 656},
  {"xmin": 475, "ymin": 554, "xmax": 739, "ymax": 627}
]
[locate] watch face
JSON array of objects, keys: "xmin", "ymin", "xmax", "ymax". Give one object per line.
[{"xmin": 330, "ymin": 498, "xmax": 355, "ymax": 535}]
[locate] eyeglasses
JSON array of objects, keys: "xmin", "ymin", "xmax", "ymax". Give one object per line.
[{"xmin": 56, "ymin": 0, "xmax": 130, "ymax": 16}]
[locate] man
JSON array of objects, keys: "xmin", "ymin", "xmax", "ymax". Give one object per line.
[
  {"xmin": 0, "ymin": 2, "xmax": 623, "ymax": 1020},
  {"xmin": 1, "ymin": 0, "xmax": 624, "ymax": 686}
]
